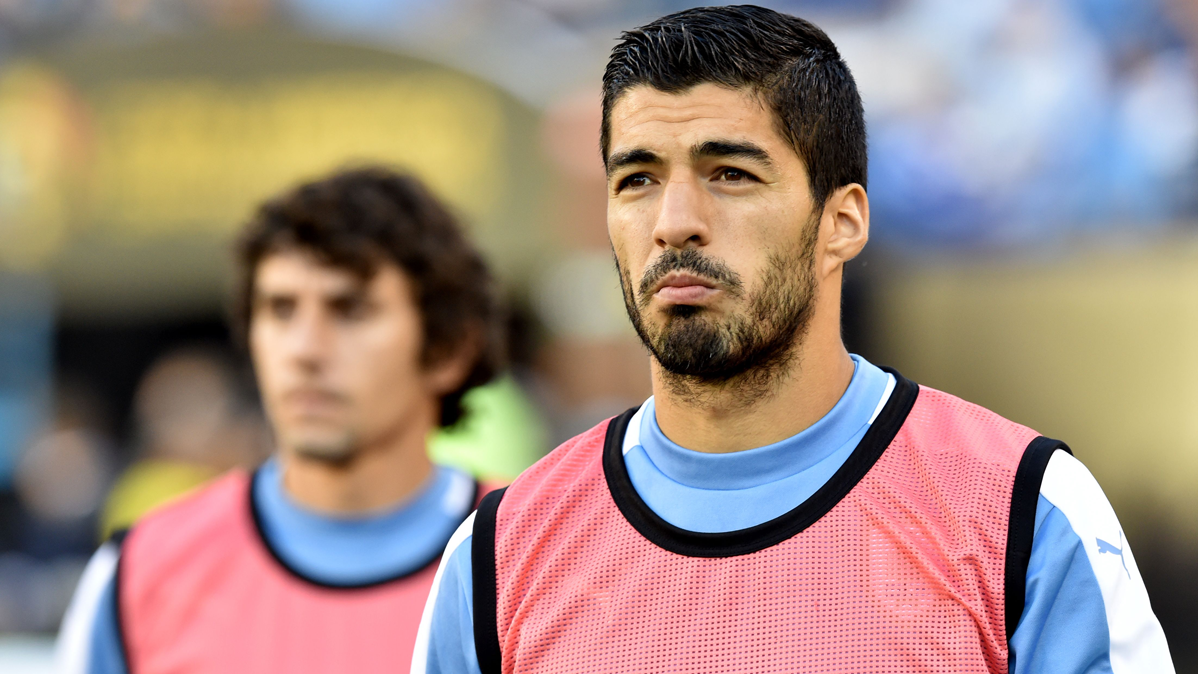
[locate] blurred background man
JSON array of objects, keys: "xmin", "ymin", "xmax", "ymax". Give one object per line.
[{"xmin": 56, "ymin": 167, "xmax": 508, "ymax": 673}]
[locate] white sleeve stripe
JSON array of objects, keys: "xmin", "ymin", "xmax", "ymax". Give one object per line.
[
  {"xmin": 621, "ymin": 398, "xmax": 651, "ymax": 456},
  {"xmin": 868, "ymin": 374, "xmax": 897, "ymax": 425},
  {"xmin": 55, "ymin": 542, "xmax": 120, "ymax": 674},
  {"xmin": 1039, "ymin": 451, "xmax": 1175, "ymax": 673},
  {"xmin": 440, "ymin": 470, "xmax": 476, "ymax": 517},
  {"xmin": 410, "ymin": 510, "xmax": 476, "ymax": 674}
]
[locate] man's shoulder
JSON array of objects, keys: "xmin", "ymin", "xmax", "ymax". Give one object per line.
[
  {"xmin": 502, "ymin": 414, "xmax": 619, "ymax": 506},
  {"xmin": 904, "ymin": 382, "xmax": 1043, "ymax": 462},
  {"xmin": 122, "ymin": 469, "xmax": 253, "ymax": 570}
]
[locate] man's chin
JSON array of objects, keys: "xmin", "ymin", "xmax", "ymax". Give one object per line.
[
  {"xmin": 641, "ymin": 305, "xmax": 716, "ymax": 336},
  {"xmin": 285, "ymin": 431, "xmax": 358, "ymax": 463}
]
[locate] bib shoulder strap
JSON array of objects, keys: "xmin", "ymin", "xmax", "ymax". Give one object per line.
[
  {"xmin": 1004, "ymin": 436, "xmax": 1073, "ymax": 642},
  {"xmin": 472, "ymin": 486, "xmax": 507, "ymax": 674},
  {"xmin": 110, "ymin": 527, "xmax": 134, "ymax": 674}
]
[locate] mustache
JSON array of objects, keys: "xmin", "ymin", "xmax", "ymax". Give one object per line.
[
  {"xmin": 637, "ymin": 248, "xmax": 743, "ymax": 307},
  {"xmin": 281, "ymin": 388, "xmax": 350, "ymax": 404}
]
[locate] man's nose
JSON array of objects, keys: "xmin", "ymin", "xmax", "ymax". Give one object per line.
[
  {"xmin": 652, "ymin": 178, "xmax": 712, "ymax": 250},
  {"xmin": 285, "ymin": 307, "xmax": 331, "ymax": 370}
]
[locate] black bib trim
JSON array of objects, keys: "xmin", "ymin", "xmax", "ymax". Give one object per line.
[
  {"xmin": 247, "ymin": 467, "xmax": 478, "ymax": 590},
  {"xmin": 472, "ymin": 486, "xmax": 507, "ymax": 674},
  {"xmin": 111, "ymin": 528, "xmax": 134, "ymax": 674},
  {"xmin": 601, "ymin": 368, "xmax": 920, "ymax": 558},
  {"xmin": 1004, "ymin": 436, "xmax": 1071, "ymax": 651}
]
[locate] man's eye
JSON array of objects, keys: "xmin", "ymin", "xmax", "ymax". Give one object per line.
[
  {"xmin": 266, "ymin": 298, "xmax": 295, "ymax": 320},
  {"xmin": 716, "ymin": 168, "xmax": 755, "ymax": 182},
  {"xmin": 618, "ymin": 174, "xmax": 653, "ymax": 191}
]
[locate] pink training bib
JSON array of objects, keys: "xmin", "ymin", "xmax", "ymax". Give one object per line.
[
  {"xmin": 119, "ymin": 470, "xmax": 491, "ymax": 674},
  {"xmin": 471, "ymin": 372, "xmax": 1066, "ymax": 674}
]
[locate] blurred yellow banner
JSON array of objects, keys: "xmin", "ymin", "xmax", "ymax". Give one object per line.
[{"xmin": 0, "ymin": 64, "xmax": 508, "ymax": 269}]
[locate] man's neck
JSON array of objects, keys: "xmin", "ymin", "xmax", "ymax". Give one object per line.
[
  {"xmin": 277, "ymin": 414, "xmax": 436, "ymax": 515},
  {"xmin": 652, "ymin": 319, "xmax": 856, "ymax": 454}
]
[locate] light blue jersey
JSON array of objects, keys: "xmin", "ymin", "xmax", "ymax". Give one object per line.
[
  {"xmin": 56, "ymin": 462, "xmax": 476, "ymax": 674},
  {"xmin": 413, "ymin": 356, "xmax": 1173, "ymax": 674}
]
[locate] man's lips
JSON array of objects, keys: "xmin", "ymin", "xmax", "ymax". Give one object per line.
[
  {"xmin": 651, "ymin": 272, "xmax": 719, "ymax": 304},
  {"xmin": 281, "ymin": 390, "xmax": 346, "ymax": 416}
]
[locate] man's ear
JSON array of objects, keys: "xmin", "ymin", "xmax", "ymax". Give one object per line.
[
  {"xmin": 820, "ymin": 183, "xmax": 869, "ymax": 277},
  {"xmin": 425, "ymin": 327, "xmax": 483, "ymax": 396}
]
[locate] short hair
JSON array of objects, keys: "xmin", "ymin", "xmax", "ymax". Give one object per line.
[
  {"xmin": 234, "ymin": 166, "xmax": 504, "ymax": 427},
  {"xmin": 601, "ymin": 5, "xmax": 866, "ymax": 207}
]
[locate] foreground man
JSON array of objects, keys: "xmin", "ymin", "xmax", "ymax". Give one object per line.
[
  {"xmin": 59, "ymin": 167, "xmax": 505, "ymax": 673},
  {"xmin": 414, "ymin": 6, "xmax": 1173, "ymax": 673}
]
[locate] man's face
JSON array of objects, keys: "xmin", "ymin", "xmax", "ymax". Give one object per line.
[
  {"xmin": 249, "ymin": 251, "xmax": 429, "ymax": 461},
  {"xmin": 606, "ymin": 83, "xmax": 821, "ymax": 388}
]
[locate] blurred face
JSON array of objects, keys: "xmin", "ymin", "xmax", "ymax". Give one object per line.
[
  {"xmin": 606, "ymin": 83, "xmax": 821, "ymax": 388},
  {"xmin": 249, "ymin": 251, "xmax": 431, "ymax": 462}
]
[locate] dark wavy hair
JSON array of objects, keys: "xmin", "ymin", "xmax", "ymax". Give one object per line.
[
  {"xmin": 601, "ymin": 4, "xmax": 867, "ymax": 207},
  {"xmin": 234, "ymin": 166, "xmax": 504, "ymax": 427}
]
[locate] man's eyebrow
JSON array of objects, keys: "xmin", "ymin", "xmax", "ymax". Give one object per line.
[
  {"xmin": 325, "ymin": 287, "xmax": 369, "ymax": 303},
  {"xmin": 605, "ymin": 148, "xmax": 662, "ymax": 177},
  {"xmin": 253, "ymin": 288, "xmax": 291, "ymax": 301},
  {"xmin": 692, "ymin": 140, "xmax": 775, "ymax": 167}
]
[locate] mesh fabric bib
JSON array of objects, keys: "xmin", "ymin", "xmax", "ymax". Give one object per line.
[
  {"xmin": 118, "ymin": 469, "xmax": 485, "ymax": 674},
  {"xmin": 472, "ymin": 372, "xmax": 1066, "ymax": 673}
]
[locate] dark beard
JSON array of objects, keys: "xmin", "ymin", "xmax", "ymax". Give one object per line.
[{"xmin": 618, "ymin": 216, "xmax": 819, "ymax": 403}]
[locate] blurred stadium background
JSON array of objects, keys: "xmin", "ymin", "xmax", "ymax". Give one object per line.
[{"xmin": 1, "ymin": 0, "xmax": 1196, "ymax": 670}]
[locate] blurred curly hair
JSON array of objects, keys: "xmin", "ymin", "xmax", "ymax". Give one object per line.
[{"xmin": 233, "ymin": 166, "xmax": 505, "ymax": 427}]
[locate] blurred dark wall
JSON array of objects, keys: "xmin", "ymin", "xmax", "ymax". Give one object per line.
[{"xmin": 55, "ymin": 315, "xmax": 237, "ymax": 448}]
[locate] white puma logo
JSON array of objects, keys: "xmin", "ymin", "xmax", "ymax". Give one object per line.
[{"xmin": 1096, "ymin": 531, "xmax": 1130, "ymax": 579}]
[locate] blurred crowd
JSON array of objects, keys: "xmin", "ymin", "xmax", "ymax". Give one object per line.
[
  {"xmin": 0, "ymin": 346, "xmax": 268, "ymax": 632},
  {"xmin": 853, "ymin": 0, "xmax": 1198, "ymax": 247},
  {"xmin": 2, "ymin": 0, "xmax": 1196, "ymax": 249}
]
